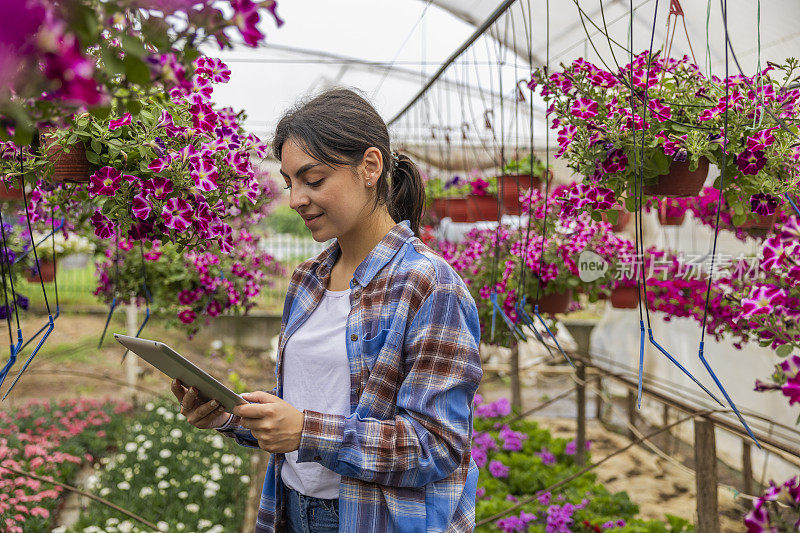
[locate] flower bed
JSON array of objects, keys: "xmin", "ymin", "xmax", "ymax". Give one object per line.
[
  {"xmin": 69, "ymin": 399, "xmax": 254, "ymax": 533},
  {"xmin": 0, "ymin": 398, "xmax": 133, "ymax": 533},
  {"xmin": 472, "ymin": 395, "xmax": 692, "ymax": 532}
]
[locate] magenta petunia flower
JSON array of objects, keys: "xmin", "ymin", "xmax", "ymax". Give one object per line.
[
  {"xmin": 743, "ymin": 501, "xmax": 770, "ymax": 532},
  {"xmin": 189, "ymin": 102, "xmax": 218, "ymax": 132},
  {"xmin": 230, "ymin": 0, "xmax": 265, "ymax": 46},
  {"xmin": 148, "ymin": 155, "xmax": 172, "ymax": 173},
  {"xmin": 143, "ymin": 177, "xmax": 174, "ymax": 199},
  {"xmin": 178, "ymin": 308, "xmax": 196, "ymax": 324},
  {"xmin": 740, "ymin": 285, "xmax": 787, "ymax": 319},
  {"xmin": 601, "ymin": 148, "xmax": 627, "ymax": 174},
  {"xmin": 161, "ymin": 197, "xmax": 193, "ymax": 231},
  {"xmin": 195, "ymin": 57, "xmax": 231, "ymax": 84},
  {"xmin": 131, "ymin": 193, "xmax": 152, "ymax": 220},
  {"xmin": 90, "ymin": 211, "xmax": 114, "ymax": 239},
  {"xmin": 570, "ymin": 97, "xmax": 598, "ymax": 119},
  {"xmin": 779, "ymin": 355, "xmax": 800, "ymax": 379},
  {"xmin": 191, "ymin": 157, "xmax": 220, "ymax": 192},
  {"xmin": 746, "ymin": 127, "xmax": 778, "ymax": 151},
  {"xmin": 736, "ymin": 149, "xmax": 767, "ymax": 175},
  {"xmin": 647, "ymin": 99, "xmax": 672, "ymax": 122},
  {"xmin": 109, "ymin": 113, "xmax": 132, "ymax": 131},
  {"xmin": 488, "ymin": 459, "xmax": 509, "ymax": 478},
  {"xmin": 470, "ymin": 177, "xmax": 489, "ymax": 196},
  {"xmin": 749, "ymin": 193, "xmax": 779, "ymax": 216},
  {"xmin": 206, "ymin": 300, "xmax": 223, "ymax": 317},
  {"xmin": 88, "ymin": 166, "xmax": 122, "ymax": 196},
  {"xmin": 177, "ymin": 289, "xmax": 198, "ymax": 306}
]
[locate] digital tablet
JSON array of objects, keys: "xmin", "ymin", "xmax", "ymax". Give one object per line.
[{"xmin": 114, "ymin": 333, "xmax": 249, "ymax": 412}]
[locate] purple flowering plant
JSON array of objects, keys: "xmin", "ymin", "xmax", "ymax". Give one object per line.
[
  {"xmin": 529, "ymin": 52, "xmax": 800, "ymax": 224},
  {"xmin": 0, "ymin": 0, "xmax": 284, "ymax": 143},
  {"xmin": 471, "ymin": 394, "xmax": 690, "ymax": 532},
  {"xmin": 743, "ymin": 476, "xmax": 800, "ymax": 532},
  {"xmin": 18, "ymin": 57, "xmax": 276, "ymax": 253}
]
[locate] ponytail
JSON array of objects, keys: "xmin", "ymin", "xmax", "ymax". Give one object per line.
[{"xmin": 388, "ymin": 153, "xmax": 425, "ymax": 238}]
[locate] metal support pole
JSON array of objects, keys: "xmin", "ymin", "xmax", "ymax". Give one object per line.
[
  {"xmin": 627, "ymin": 389, "xmax": 637, "ymax": 441},
  {"xmin": 125, "ymin": 297, "xmax": 140, "ymax": 407},
  {"xmin": 742, "ymin": 440, "xmax": 753, "ymax": 497},
  {"xmin": 576, "ymin": 362, "xmax": 586, "ymax": 466},
  {"xmin": 694, "ymin": 417, "xmax": 720, "ymax": 533},
  {"xmin": 510, "ymin": 340, "xmax": 521, "ymax": 412}
]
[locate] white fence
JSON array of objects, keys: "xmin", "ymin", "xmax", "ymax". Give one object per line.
[{"xmin": 258, "ymin": 234, "xmax": 332, "ymax": 262}]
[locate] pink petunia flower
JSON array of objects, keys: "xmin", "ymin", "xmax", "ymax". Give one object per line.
[
  {"xmin": 109, "ymin": 113, "xmax": 132, "ymax": 131},
  {"xmin": 570, "ymin": 97, "xmax": 599, "ymax": 119},
  {"xmin": 739, "ymin": 285, "xmax": 787, "ymax": 319},
  {"xmin": 142, "ymin": 177, "xmax": 174, "ymax": 199},
  {"xmin": 191, "ymin": 157, "xmax": 219, "ymax": 192},
  {"xmin": 749, "ymin": 193, "xmax": 779, "ymax": 216},
  {"xmin": 88, "ymin": 167, "xmax": 122, "ymax": 196},
  {"xmin": 161, "ymin": 197, "xmax": 193, "ymax": 231},
  {"xmin": 90, "ymin": 211, "xmax": 114, "ymax": 239},
  {"xmin": 131, "ymin": 193, "xmax": 151, "ymax": 220},
  {"xmin": 178, "ymin": 308, "xmax": 196, "ymax": 324}
]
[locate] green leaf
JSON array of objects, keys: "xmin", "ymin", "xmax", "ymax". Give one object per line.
[
  {"xmin": 124, "ymin": 56, "xmax": 151, "ymax": 86},
  {"xmin": 776, "ymin": 344, "xmax": 793, "ymax": 358},
  {"xmin": 119, "ymin": 34, "xmax": 147, "ymax": 59},
  {"xmin": 125, "ymin": 99, "xmax": 142, "ymax": 116},
  {"xmin": 102, "ymin": 48, "xmax": 125, "ymax": 75},
  {"xmin": 89, "ymin": 105, "xmax": 111, "ymax": 120},
  {"xmin": 605, "ymin": 209, "xmax": 619, "ymax": 224},
  {"xmin": 625, "ymin": 196, "xmax": 638, "ymax": 212},
  {"xmin": 85, "ymin": 150, "xmax": 100, "ymax": 165},
  {"xmin": 91, "ymin": 139, "xmax": 101, "ymax": 153}
]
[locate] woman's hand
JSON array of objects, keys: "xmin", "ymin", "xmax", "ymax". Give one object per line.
[
  {"xmin": 233, "ymin": 391, "xmax": 304, "ymax": 454},
  {"xmin": 171, "ymin": 378, "xmax": 231, "ymax": 430}
]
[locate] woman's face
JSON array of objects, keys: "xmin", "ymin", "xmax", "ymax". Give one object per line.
[{"xmin": 280, "ymin": 138, "xmax": 381, "ymax": 242}]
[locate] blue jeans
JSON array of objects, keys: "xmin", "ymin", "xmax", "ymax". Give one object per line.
[{"xmin": 284, "ymin": 484, "xmax": 340, "ymax": 533}]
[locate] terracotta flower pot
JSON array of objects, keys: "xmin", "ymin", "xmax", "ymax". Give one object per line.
[
  {"xmin": 26, "ymin": 259, "xmax": 56, "ymax": 283},
  {"xmin": 610, "ymin": 285, "xmax": 643, "ymax": 309},
  {"xmin": 430, "ymin": 198, "xmax": 469, "ymax": 222},
  {"xmin": 601, "ymin": 206, "xmax": 631, "ymax": 232},
  {"xmin": 466, "ymin": 194, "xmax": 499, "ymax": 221},
  {"xmin": 739, "ymin": 211, "xmax": 778, "ymax": 237},
  {"xmin": 642, "ymin": 157, "xmax": 710, "ymax": 197},
  {"xmin": 496, "ymin": 173, "xmax": 543, "ymax": 215},
  {"xmin": 0, "ymin": 180, "xmax": 23, "ymax": 201},
  {"xmin": 39, "ymin": 127, "xmax": 91, "ymax": 183},
  {"xmin": 532, "ymin": 289, "xmax": 573, "ymax": 314},
  {"xmin": 658, "ymin": 202, "xmax": 685, "ymax": 226}
]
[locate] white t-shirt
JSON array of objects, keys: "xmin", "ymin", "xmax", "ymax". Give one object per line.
[{"xmin": 280, "ymin": 287, "xmax": 352, "ymax": 499}]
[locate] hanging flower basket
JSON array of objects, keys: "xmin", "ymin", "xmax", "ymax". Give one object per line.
[
  {"xmin": 496, "ymin": 173, "xmax": 543, "ymax": 215},
  {"xmin": 610, "ymin": 285, "xmax": 643, "ymax": 309},
  {"xmin": 430, "ymin": 197, "xmax": 469, "ymax": 222},
  {"xmin": 642, "ymin": 157, "xmax": 710, "ymax": 197},
  {"xmin": 39, "ymin": 126, "xmax": 91, "ymax": 183},
  {"xmin": 658, "ymin": 199, "xmax": 686, "ymax": 226},
  {"xmin": 26, "ymin": 259, "xmax": 56, "ymax": 283},
  {"xmin": 534, "ymin": 289, "xmax": 573, "ymax": 314},
  {"xmin": 739, "ymin": 211, "xmax": 779, "ymax": 237}
]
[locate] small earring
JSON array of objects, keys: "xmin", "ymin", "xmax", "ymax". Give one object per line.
[{"xmin": 367, "ymin": 181, "xmax": 372, "ymax": 186}]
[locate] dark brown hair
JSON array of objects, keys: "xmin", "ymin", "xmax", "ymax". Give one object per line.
[{"xmin": 272, "ymin": 88, "xmax": 425, "ymax": 237}]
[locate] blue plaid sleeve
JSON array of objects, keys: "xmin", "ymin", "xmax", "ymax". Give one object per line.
[{"xmin": 296, "ymin": 273, "xmax": 482, "ymax": 487}]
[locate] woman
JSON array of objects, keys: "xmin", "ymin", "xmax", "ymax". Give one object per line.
[{"xmin": 172, "ymin": 88, "xmax": 483, "ymax": 533}]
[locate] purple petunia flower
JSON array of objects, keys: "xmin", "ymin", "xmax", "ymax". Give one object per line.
[
  {"xmin": 161, "ymin": 197, "xmax": 193, "ymax": 232},
  {"xmin": 749, "ymin": 193, "xmax": 779, "ymax": 216},
  {"xmin": 736, "ymin": 149, "xmax": 767, "ymax": 175},
  {"xmin": 601, "ymin": 149, "xmax": 627, "ymax": 175},
  {"xmin": 131, "ymin": 193, "xmax": 152, "ymax": 220},
  {"xmin": 191, "ymin": 156, "xmax": 220, "ymax": 192},
  {"xmin": 570, "ymin": 97, "xmax": 599, "ymax": 119},
  {"xmin": 739, "ymin": 285, "xmax": 787, "ymax": 319},
  {"xmin": 143, "ymin": 177, "xmax": 174, "ymax": 199},
  {"xmin": 90, "ymin": 211, "xmax": 114, "ymax": 239},
  {"xmin": 178, "ymin": 308, "xmax": 196, "ymax": 324}
]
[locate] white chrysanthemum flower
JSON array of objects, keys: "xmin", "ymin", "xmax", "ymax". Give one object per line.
[
  {"xmin": 176, "ymin": 524, "xmax": 185, "ymax": 531},
  {"xmin": 139, "ymin": 486, "xmax": 154, "ymax": 498},
  {"xmin": 163, "ymin": 411, "xmax": 175, "ymax": 421},
  {"xmin": 170, "ymin": 428, "xmax": 183, "ymax": 439},
  {"xmin": 159, "ymin": 449, "xmax": 172, "ymax": 458},
  {"xmin": 178, "ymin": 491, "xmax": 188, "ymax": 499},
  {"xmin": 156, "ymin": 406, "xmax": 167, "ymax": 415},
  {"xmin": 51, "ymin": 526, "xmax": 67, "ymax": 533},
  {"xmin": 210, "ymin": 435, "xmax": 225, "ymax": 449},
  {"xmin": 158, "ymin": 480, "xmax": 170, "ymax": 490},
  {"xmin": 240, "ymin": 475, "xmax": 250, "ymax": 484},
  {"xmin": 223, "ymin": 507, "xmax": 233, "ymax": 518},
  {"xmin": 124, "ymin": 442, "xmax": 137, "ymax": 452},
  {"xmin": 190, "ymin": 474, "xmax": 205, "ymax": 483},
  {"xmin": 208, "ymin": 525, "xmax": 225, "ymax": 533},
  {"xmin": 145, "ymin": 402, "xmax": 154, "ymax": 411},
  {"xmin": 203, "ymin": 488, "xmax": 217, "ymax": 498},
  {"xmin": 118, "ymin": 521, "xmax": 133, "ymax": 533},
  {"xmin": 155, "ymin": 466, "xmax": 169, "ymax": 478},
  {"xmin": 106, "ymin": 518, "xmax": 120, "ymax": 526},
  {"xmin": 204, "ymin": 480, "xmax": 220, "ymax": 491},
  {"xmin": 142, "ymin": 440, "xmax": 153, "ymax": 450},
  {"xmin": 117, "ymin": 481, "xmax": 130, "ymax": 490},
  {"xmin": 135, "ymin": 434, "xmax": 147, "ymax": 442},
  {"xmin": 197, "ymin": 519, "xmax": 212, "ymax": 529},
  {"xmin": 100, "ymin": 487, "xmax": 111, "ymax": 496},
  {"xmin": 186, "ymin": 503, "xmax": 200, "ymax": 513},
  {"xmin": 156, "ymin": 521, "xmax": 168, "ymax": 531}
]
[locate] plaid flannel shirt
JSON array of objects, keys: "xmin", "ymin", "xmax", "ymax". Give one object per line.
[{"xmin": 216, "ymin": 219, "xmax": 483, "ymax": 532}]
